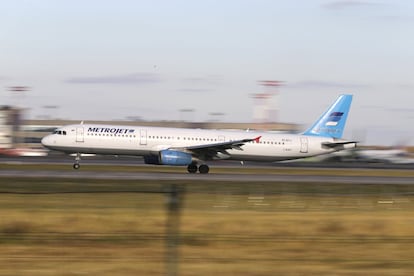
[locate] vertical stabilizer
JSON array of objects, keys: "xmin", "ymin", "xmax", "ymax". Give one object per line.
[{"xmin": 303, "ymin": 94, "xmax": 353, "ymax": 139}]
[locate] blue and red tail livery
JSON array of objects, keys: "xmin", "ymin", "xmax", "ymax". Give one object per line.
[{"xmin": 303, "ymin": 94, "xmax": 352, "ymax": 139}]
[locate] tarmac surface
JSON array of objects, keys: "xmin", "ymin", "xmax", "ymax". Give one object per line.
[
  {"xmin": 0, "ymin": 169, "xmax": 413, "ymax": 185},
  {"xmin": 0, "ymin": 156, "xmax": 413, "ymax": 185}
]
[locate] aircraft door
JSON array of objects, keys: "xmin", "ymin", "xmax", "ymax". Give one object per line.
[
  {"xmin": 140, "ymin": 129, "xmax": 147, "ymax": 145},
  {"xmin": 300, "ymin": 137, "xmax": 308, "ymax": 153},
  {"xmin": 218, "ymin": 135, "xmax": 225, "ymax": 142},
  {"xmin": 76, "ymin": 127, "xmax": 84, "ymax": 143}
]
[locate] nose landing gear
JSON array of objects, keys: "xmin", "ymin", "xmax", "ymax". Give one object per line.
[{"xmin": 73, "ymin": 153, "xmax": 81, "ymax": 169}]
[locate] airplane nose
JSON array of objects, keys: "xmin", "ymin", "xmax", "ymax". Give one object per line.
[{"xmin": 41, "ymin": 135, "xmax": 53, "ymax": 148}]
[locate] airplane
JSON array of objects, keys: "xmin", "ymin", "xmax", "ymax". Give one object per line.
[
  {"xmin": 41, "ymin": 94, "xmax": 356, "ymax": 173},
  {"xmin": 354, "ymin": 148, "xmax": 414, "ymax": 164}
]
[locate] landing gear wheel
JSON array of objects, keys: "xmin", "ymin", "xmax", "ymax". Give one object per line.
[
  {"xmin": 199, "ymin": 164, "xmax": 209, "ymax": 174},
  {"xmin": 187, "ymin": 163, "xmax": 198, "ymax": 174},
  {"xmin": 73, "ymin": 152, "xmax": 81, "ymax": 170}
]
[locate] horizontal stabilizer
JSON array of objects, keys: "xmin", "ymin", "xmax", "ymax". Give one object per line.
[{"xmin": 322, "ymin": 141, "xmax": 357, "ymax": 149}]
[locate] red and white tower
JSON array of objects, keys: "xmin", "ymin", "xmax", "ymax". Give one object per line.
[{"xmin": 252, "ymin": 80, "xmax": 283, "ymax": 123}]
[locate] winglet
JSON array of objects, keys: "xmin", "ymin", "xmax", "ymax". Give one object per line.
[{"xmin": 254, "ymin": 136, "xmax": 262, "ymax": 143}]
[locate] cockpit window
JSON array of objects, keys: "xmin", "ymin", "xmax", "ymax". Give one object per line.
[{"xmin": 53, "ymin": 129, "xmax": 67, "ymax": 135}]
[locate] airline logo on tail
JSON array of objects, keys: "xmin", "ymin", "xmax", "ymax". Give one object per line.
[
  {"xmin": 325, "ymin": 112, "xmax": 344, "ymax": 126},
  {"xmin": 303, "ymin": 94, "xmax": 353, "ymax": 139}
]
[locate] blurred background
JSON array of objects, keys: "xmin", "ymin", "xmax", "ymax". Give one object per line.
[
  {"xmin": 1, "ymin": 0, "xmax": 414, "ymax": 148},
  {"xmin": 2, "ymin": 1, "xmax": 414, "ymax": 275}
]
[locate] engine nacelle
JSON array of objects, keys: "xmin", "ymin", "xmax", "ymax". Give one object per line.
[
  {"xmin": 144, "ymin": 150, "xmax": 193, "ymax": 166},
  {"xmin": 143, "ymin": 154, "xmax": 161, "ymax": 165}
]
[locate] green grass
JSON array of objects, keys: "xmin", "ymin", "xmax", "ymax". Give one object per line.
[
  {"xmin": 0, "ymin": 175, "xmax": 413, "ymax": 196},
  {"xmin": 0, "ymin": 170, "xmax": 413, "ymax": 275}
]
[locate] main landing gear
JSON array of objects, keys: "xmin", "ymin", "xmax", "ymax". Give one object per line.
[
  {"xmin": 73, "ymin": 153, "xmax": 81, "ymax": 169},
  {"xmin": 187, "ymin": 162, "xmax": 210, "ymax": 174}
]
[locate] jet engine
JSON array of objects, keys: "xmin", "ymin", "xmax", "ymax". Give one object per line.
[{"xmin": 144, "ymin": 150, "xmax": 192, "ymax": 166}]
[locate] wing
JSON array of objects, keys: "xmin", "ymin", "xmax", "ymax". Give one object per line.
[{"xmin": 171, "ymin": 136, "xmax": 261, "ymax": 161}]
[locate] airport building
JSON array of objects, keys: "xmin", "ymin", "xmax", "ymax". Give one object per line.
[{"xmin": 0, "ymin": 106, "xmax": 22, "ymax": 149}]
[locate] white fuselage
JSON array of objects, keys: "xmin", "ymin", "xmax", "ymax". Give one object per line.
[{"xmin": 41, "ymin": 124, "xmax": 349, "ymax": 162}]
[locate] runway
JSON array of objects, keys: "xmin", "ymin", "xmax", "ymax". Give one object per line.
[
  {"xmin": 0, "ymin": 166, "xmax": 413, "ymax": 185},
  {"xmin": 0, "ymin": 157, "xmax": 414, "ymax": 185},
  {"xmin": 2, "ymin": 155, "xmax": 414, "ymax": 170}
]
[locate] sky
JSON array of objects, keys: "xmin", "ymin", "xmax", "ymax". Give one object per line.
[{"xmin": 1, "ymin": 0, "xmax": 414, "ymax": 145}]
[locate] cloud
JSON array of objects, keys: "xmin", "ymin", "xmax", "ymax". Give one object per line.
[
  {"xmin": 288, "ymin": 80, "xmax": 368, "ymax": 90},
  {"xmin": 177, "ymin": 88, "xmax": 212, "ymax": 93},
  {"xmin": 323, "ymin": 0, "xmax": 381, "ymax": 10},
  {"xmin": 65, "ymin": 73, "xmax": 162, "ymax": 85},
  {"xmin": 181, "ymin": 75, "xmax": 223, "ymax": 86},
  {"xmin": 361, "ymin": 105, "xmax": 383, "ymax": 110},
  {"xmin": 386, "ymin": 107, "xmax": 414, "ymax": 113},
  {"xmin": 323, "ymin": 1, "xmax": 411, "ymax": 23},
  {"xmin": 362, "ymin": 105, "xmax": 414, "ymax": 114},
  {"xmin": 394, "ymin": 84, "xmax": 414, "ymax": 90},
  {"xmin": 178, "ymin": 75, "xmax": 223, "ymax": 94}
]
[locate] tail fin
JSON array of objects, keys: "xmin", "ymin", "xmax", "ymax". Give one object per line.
[{"xmin": 303, "ymin": 94, "xmax": 353, "ymax": 139}]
